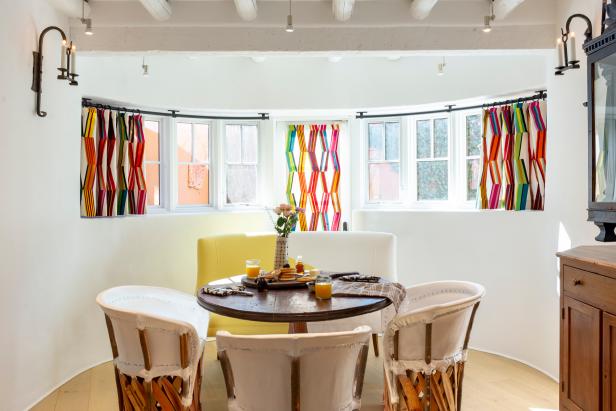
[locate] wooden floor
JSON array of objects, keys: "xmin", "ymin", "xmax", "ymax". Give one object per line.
[{"xmin": 31, "ymin": 339, "xmax": 558, "ymax": 411}]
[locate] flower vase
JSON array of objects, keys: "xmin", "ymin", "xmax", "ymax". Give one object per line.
[{"xmin": 274, "ymin": 236, "xmax": 289, "ymax": 269}]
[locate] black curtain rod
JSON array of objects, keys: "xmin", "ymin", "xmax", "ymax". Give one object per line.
[
  {"xmin": 356, "ymin": 90, "xmax": 547, "ymax": 119},
  {"xmin": 82, "ymin": 99, "xmax": 269, "ymax": 121}
]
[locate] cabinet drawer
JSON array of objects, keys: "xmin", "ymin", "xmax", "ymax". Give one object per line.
[{"xmin": 564, "ymin": 265, "xmax": 616, "ymax": 313}]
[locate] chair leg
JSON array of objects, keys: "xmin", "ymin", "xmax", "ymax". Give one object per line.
[{"xmin": 372, "ymin": 333, "xmax": 379, "ymax": 357}]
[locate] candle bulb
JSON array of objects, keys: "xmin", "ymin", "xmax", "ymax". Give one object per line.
[
  {"xmin": 557, "ymin": 38, "xmax": 565, "ymax": 68},
  {"xmin": 70, "ymin": 44, "xmax": 77, "ymax": 74},
  {"xmin": 60, "ymin": 40, "xmax": 66, "ymax": 70},
  {"xmin": 569, "ymin": 32, "xmax": 577, "ymax": 62}
]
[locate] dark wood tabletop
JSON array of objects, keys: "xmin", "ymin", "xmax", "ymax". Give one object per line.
[{"xmin": 197, "ymin": 281, "xmax": 391, "ymax": 324}]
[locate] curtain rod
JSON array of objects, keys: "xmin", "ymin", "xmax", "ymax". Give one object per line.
[
  {"xmin": 82, "ymin": 98, "xmax": 270, "ymax": 121},
  {"xmin": 355, "ymin": 90, "xmax": 547, "ymax": 119}
]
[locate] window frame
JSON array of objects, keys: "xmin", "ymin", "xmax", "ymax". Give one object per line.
[
  {"xmin": 172, "ymin": 118, "xmax": 216, "ymax": 211},
  {"xmin": 458, "ymin": 110, "xmax": 483, "ymax": 205},
  {"xmin": 222, "ymin": 121, "xmax": 260, "ymax": 208},
  {"xmin": 363, "ymin": 117, "xmax": 407, "ymax": 206},
  {"xmin": 142, "ymin": 115, "xmax": 167, "ymax": 212}
]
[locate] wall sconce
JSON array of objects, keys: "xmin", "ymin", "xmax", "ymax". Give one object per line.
[
  {"xmin": 555, "ymin": 13, "xmax": 593, "ymax": 76},
  {"xmin": 31, "ymin": 26, "xmax": 78, "ymax": 118}
]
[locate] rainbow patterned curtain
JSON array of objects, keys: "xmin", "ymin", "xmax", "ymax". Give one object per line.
[
  {"xmin": 478, "ymin": 100, "xmax": 547, "ymax": 211},
  {"xmin": 285, "ymin": 123, "xmax": 341, "ymax": 231},
  {"xmin": 81, "ymin": 107, "xmax": 147, "ymax": 217}
]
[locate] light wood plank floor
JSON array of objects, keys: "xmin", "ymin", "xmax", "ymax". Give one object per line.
[{"xmin": 31, "ymin": 339, "xmax": 558, "ymax": 411}]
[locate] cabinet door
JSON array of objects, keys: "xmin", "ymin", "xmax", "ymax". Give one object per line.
[
  {"xmin": 562, "ymin": 296, "xmax": 601, "ymax": 411},
  {"xmin": 604, "ymin": 313, "xmax": 616, "ymax": 410}
]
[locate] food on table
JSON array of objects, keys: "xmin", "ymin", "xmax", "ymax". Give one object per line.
[
  {"xmin": 295, "ymin": 256, "xmax": 304, "ymax": 274},
  {"xmin": 279, "ymin": 267, "xmax": 298, "ymax": 281},
  {"xmin": 245, "ymin": 259, "xmax": 261, "ymax": 278},
  {"xmin": 315, "ymin": 273, "xmax": 333, "ymax": 300}
]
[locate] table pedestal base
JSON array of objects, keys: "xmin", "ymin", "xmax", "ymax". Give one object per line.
[{"xmin": 288, "ymin": 322, "xmax": 307, "ymax": 334}]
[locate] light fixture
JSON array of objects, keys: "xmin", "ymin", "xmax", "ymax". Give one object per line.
[
  {"xmin": 437, "ymin": 58, "xmax": 446, "ymax": 76},
  {"xmin": 31, "ymin": 27, "xmax": 78, "ymax": 117},
  {"xmin": 554, "ymin": 13, "xmax": 593, "ymax": 75},
  {"xmin": 286, "ymin": 0, "xmax": 294, "ymax": 32},
  {"xmin": 328, "ymin": 55, "xmax": 343, "ymax": 63},
  {"xmin": 482, "ymin": 0, "xmax": 494, "ymax": 33},
  {"xmin": 142, "ymin": 57, "xmax": 149, "ymax": 77},
  {"xmin": 81, "ymin": 0, "xmax": 93, "ymax": 36}
]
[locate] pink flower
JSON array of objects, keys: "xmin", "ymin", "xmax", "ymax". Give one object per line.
[{"xmin": 274, "ymin": 206, "xmax": 282, "ymax": 214}]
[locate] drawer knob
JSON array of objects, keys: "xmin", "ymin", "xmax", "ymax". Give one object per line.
[{"xmin": 573, "ymin": 279, "xmax": 583, "ymax": 286}]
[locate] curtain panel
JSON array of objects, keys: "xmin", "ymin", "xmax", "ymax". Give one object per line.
[
  {"xmin": 80, "ymin": 107, "xmax": 147, "ymax": 217},
  {"xmin": 285, "ymin": 123, "xmax": 341, "ymax": 231},
  {"xmin": 477, "ymin": 100, "xmax": 547, "ymax": 211}
]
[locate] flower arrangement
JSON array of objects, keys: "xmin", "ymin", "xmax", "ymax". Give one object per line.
[{"xmin": 272, "ymin": 204, "xmax": 303, "ymax": 237}]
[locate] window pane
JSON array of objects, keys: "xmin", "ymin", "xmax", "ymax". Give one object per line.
[
  {"xmin": 417, "ymin": 161, "xmax": 448, "ymax": 201},
  {"xmin": 144, "ymin": 120, "xmax": 159, "ymax": 162},
  {"xmin": 385, "ymin": 122, "xmax": 400, "ymax": 161},
  {"xmin": 225, "ymin": 125, "xmax": 242, "ymax": 163},
  {"xmin": 145, "ymin": 163, "xmax": 160, "ymax": 206},
  {"xmin": 193, "ymin": 124, "xmax": 209, "ymax": 163},
  {"xmin": 434, "ymin": 118, "xmax": 449, "ymax": 158},
  {"xmin": 226, "ymin": 165, "xmax": 257, "ymax": 204},
  {"xmin": 466, "ymin": 114, "xmax": 482, "ymax": 156},
  {"xmin": 416, "ymin": 120, "xmax": 431, "ymax": 159},
  {"xmin": 368, "ymin": 123, "xmax": 385, "ymax": 161},
  {"xmin": 242, "ymin": 125, "xmax": 258, "ymax": 163},
  {"xmin": 467, "ymin": 158, "xmax": 481, "ymax": 201},
  {"xmin": 178, "ymin": 164, "xmax": 209, "ymax": 205},
  {"xmin": 176, "ymin": 123, "xmax": 192, "ymax": 163},
  {"xmin": 368, "ymin": 163, "xmax": 400, "ymax": 201}
]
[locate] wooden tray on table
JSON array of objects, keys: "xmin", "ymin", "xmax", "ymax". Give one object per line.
[{"xmin": 241, "ymin": 275, "xmax": 308, "ymax": 289}]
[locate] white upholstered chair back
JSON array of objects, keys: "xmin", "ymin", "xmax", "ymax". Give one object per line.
[
  {"xmin": 288, "ymin": 231, "xmax": 397, "ymax": 337},
  {"xmin": 96, "ymin": 286, "xmax": 209, "ymax": 407},
  {"xmin": 383, "ymin": 281, "xmax": 485, "ymax": 406},
  {"xmin": 216, "ymin": 326, "xmax": 371, "ymax": 411}
]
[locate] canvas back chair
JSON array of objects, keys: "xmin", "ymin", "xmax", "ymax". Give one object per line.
[
  {"xmin": 96, "ymin": 286, "xmax": 209, "ymax": 411},
  {"xmin": 383, "ymin": 281, "xmax": 485, "ymax": 411},
  {"xmin": 216, "ymin": 326, "xmax": 371, "ymax": 411}
]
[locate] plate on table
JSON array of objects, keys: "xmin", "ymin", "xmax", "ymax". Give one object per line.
[{"xmin": 241, "ymin": 276, "xmax": 308, "ymax": 289}]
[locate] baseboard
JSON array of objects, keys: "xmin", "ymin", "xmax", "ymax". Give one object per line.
[
  {"xmin": 469, "ymin": 346, "xmax": 559, "ymax": 383},
  {"xmin": 26, "ymin": 357, "xmax": 113, "ymax": 411}
]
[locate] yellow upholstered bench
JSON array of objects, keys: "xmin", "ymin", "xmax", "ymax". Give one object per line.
[{"xmin": 196, "ymin": 233, "xmax": 288, "ymax": 336}]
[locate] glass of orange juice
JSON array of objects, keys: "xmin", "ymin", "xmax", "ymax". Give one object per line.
[
  {"xmin": 315, "ymin": 273, "xmax": 332, "ymax": 300},
  {"xmin": 245, "ymin": 259, "xmax": 261, "ymax": 278}
]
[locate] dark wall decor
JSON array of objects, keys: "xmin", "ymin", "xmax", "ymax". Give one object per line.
[{"xmin": 584, "ymin": 5, "xmax": 616, "ymax": 241}]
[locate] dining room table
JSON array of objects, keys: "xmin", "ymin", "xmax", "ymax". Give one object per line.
[{"xmin": 197, "ymin": 274, "xmax": 393, "ymax": 333}]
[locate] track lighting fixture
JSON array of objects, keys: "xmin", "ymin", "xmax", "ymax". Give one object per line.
[
  {"xmin": 81, "ymin": 0, "xmax": 93, "ymax": 36},
  {"xmin": 482, "ymin": 0, "xmax": 494, "ymax": 33},
  {"xmin": 286, "ymin": 0, "xmax": 294, "ymax": 32},
  {"xmin": 437, "ymin": 58, "xmax": 446, "ymax": 76}
]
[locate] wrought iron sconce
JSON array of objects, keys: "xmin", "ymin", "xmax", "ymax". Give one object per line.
[
  {"xmin": 555, "ymin": 14, "xmax": 593, "ymax": 76},
  {"xmin": 31, "ymin": 26, "xmax": 78, "ymax": 118}
]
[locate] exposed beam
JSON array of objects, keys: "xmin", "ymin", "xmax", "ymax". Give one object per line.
[
  {"xmin": 47, "ymin": 0, "xmax": 90, "ymax": 18},
  {"xmin": 493, "ymin": 0, "xmax": 525, "ymax": 20},
  {"xmin": 138, "ymin": 0, "xmax": 172, "ymax": 21},
  {"xmin": 333, "ymin": 0, "xmax": 355, "ymax": 22},
  {"xmin": 234, "ymin": 0, "xmax": 258, "ymax": 21},
  {"xmin": 409, "ymin": 0, "xmax": 439, "ymax": 20}
]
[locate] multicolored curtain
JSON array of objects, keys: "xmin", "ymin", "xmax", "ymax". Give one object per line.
[
  {"xmin": 81, "ymin": 107, "xmax": 147, "ymax": 217},
  {"xmin": 478, "ymin": 100, "xmax": 547, "ymax": 211},
  {"xmin": 285, "ymin": 123, "xmax": 341, "ymax": 231}
]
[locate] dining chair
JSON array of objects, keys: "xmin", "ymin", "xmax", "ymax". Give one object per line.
[
  {"xmin": 287, "ymin": 231, "xmax": 397, "ymax": 356},
  {"xmin": 216, "ymin": 326, "xmax": 371, "ymax": 411},
  {"xmin": 96, "ymin": 285, "xmax": 209, "ymax": 411},
  {"xmin": 382, "ymin": 281, "xmax": 485, "ymax": 411},
  {"xmin": 196, "ymin": 233, "xmax": 288, "ymax": 336}
]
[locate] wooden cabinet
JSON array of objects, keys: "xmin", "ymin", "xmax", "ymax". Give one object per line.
[{"xmin": 559, "ymin": 246, "xmax": 616, "ymax": 411}]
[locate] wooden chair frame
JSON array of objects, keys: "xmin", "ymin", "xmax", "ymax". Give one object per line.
[
  {"xmin": 218, "ymin": 342, "xmax": 370, "ymax": 411},
  {"xmin": 384, "ymin": 302, "xmax": 480, "ymax": 411},
  {"xmin": 104, "ymin": 314, "xmax": 204, "ymax": 411}
]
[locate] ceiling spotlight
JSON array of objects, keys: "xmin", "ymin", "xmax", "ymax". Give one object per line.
[
  {"xmin": 437, "ymin": 59, "xmax": 446, "ymax": 76},
  {"xmin": 81, "ymin": 0, "xmax": 93, "ymax": 35},
  {"xmin": 286, "ymin": 0, "xmax": 294, "ymax": 32},
  {"xmin": 328, "ymin": 55, "xmax": 343, "ymax": 63},
  {"xmin": 483, "ymin": 0, "xmax": 495, "ymax": 33},
  {"xmin": 387, "ymin": 55, "xmax": 401, "ymax": 61},
  {"xmin": 251, "ymin": 56, "xmax": 267, "ymax": 63},
  {"xmin": 142, "ymin": 57, "xmax": 149, "ymax": 77}
]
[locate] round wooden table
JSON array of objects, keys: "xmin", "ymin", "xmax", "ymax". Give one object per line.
[{"xmin": 197, "ymin": 277, "xmax": 391, "ymax": 333}]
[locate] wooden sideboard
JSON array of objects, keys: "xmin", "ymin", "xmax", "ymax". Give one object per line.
[{"xmin": 558, "ymin": 246, "xmax": 616, "ymax": 410}]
